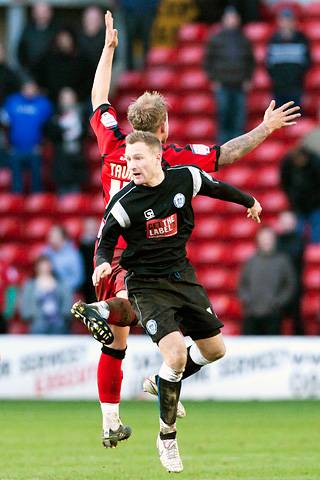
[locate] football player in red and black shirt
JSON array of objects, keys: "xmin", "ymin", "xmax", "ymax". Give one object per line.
[{"xmin": 71, "ymin": 11, "xmax": 301, "ymax": 448}]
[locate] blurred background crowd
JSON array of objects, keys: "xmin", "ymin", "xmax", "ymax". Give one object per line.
[{"xmin": 0, "ymin": 0, "xmax": 319, "ymax": 336}]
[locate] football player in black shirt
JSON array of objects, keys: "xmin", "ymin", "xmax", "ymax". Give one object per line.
[{"xmin": 93, "ymin": 130, "xmax": 261, "ymax": 473}]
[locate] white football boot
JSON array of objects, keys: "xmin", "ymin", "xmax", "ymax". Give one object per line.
[{"xmin": 156, "ymin": 434, "xmax": 183, "ymax": 473}]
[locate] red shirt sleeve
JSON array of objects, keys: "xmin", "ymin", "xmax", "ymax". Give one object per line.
[
  {"xmin": 162, "ymin": 143, "xmax": 220, "ymax": 173},
  {"xmin": 90, "ymin": 103, "xmax": 126, "ymax": 156}
]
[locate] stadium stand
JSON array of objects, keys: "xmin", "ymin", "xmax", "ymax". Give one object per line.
[{"xmin": 0, "ymin": 7, "xmax": 319, "ymax": 335}]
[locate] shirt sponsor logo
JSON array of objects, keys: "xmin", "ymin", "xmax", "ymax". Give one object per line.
[
  {"xmin": 146, "ymin": 214, "xmax": 178, "ymax": 239},
  {"xmin": 173, "ymin": 193, "xmax": 185, "ymax": 208},
  {"xmin": 146, "ymin": 319, "xmax": 157, "ymax": 335},
  {"xmin": 144, "ymin": 209, "xmax": 155, "ymax": 220},
  {"xmin": 191, "ymin": 144, "xmax": 210, "ymax": 155},
  {"xmin": 101, "ymin": 112, "xmax": 118, "ymax": 128}
]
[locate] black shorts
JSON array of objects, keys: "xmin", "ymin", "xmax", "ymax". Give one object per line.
[{"xmin": 126, "ymin": 265, "xmax": 223, "ymax": 344}]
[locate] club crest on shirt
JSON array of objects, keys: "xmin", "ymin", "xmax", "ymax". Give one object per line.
[
  {"xmin": 146, "ymin": 213, "xmax": 178, "ymax": 239},
  {"xmin": 146, "ymin": 319, "xmax": 157, "ymax": 335},
  {"xmin": 173, "ymin": 193, "xmax": 185, "ymax": 209}
]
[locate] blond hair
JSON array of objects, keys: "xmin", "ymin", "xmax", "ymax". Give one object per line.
[
  {"xmin": 127, "ymin": 91, "xmax": 167, "ymax": 133},
  {"xmin": 126, "ymin": 130, "xmax": 162, "ymax": 152}
]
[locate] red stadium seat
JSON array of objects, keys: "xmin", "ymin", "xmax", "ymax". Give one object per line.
[
  {"xmin": 90, "ymin": 194, "xmax": 105, "ymax": 216},
  {"xmin": 176, "ymin": 45, "xmax": 204, "ymax": 68},
  {"xmin": 115, "ymin": 94, "xmax": 136, "ymax": 116},
  {"xmin": 209, "ymin": 294, "xmax": 241, "ymax": 318},
  {"xmin": 252, "ymin": 68, "xmax": 272, "ymax": 90},
  {"xmin": 301, "ymin": 21, "xmax": 320, "ymax": 42},
  {"xmin": 303, "ymin": 93, "xmax": 320, "ymax": 116},
  {"xmin": 303, "ymin": 267, "xmax": 320, "ymax": 290},
  {"xmin": 221, "ymin": 167, "xmax": 253, "ymax": 188},
  {"xmin": 255, "ymin": 165, "xmax": 279, "ymax": 189},
  {"xmin": 193, "ymin": 217, "xmax": 225, "ymax": 239},
  {"xmin": 243, "ymin": 22, "xmax": 273, "ymax": 44},
  {"xmin": 145, "ymin": 68, "xmax": 176, "ymax": 92},
  {"xmin": 253, "ymin": 44, "xmax": 267, "ymax": 65},
  {"xmin": 24, "ymin": 218, "xmax": 53, "ymax": 241},
  {"xmin": 28, "ymin": 242, "xmax": 45, "ymax": 264},
  {"xmin": 0, "ymin": 244, "xmax": 27, "ymax": 265},
  {"xmin": 0, "ymin": 168, "xmax": 11, "ymax": 191},
  {"xmin": 180, "ymin": 93, "xmax": 214, "ymax": 115},
  {"xmin": 248, "ymin": 91, "xmax": 272, "ymax": 114},
  {"xmin": 164, "ymin": 94, "xmax": 182, "ymax": 113},
  {"xmin": 0, "ymin": 193, "xmax": 24, "ymax": 214},
  {"xmin": 0, "ymin": 217, "xmax": 20, "ymax": 240},
  {"xmin": 85, "ymin": 140, "xmax": 100, "ymax": 165},
  {"xmin": 177, "ymin": 23, "xmax": 209, "ymax": 44},
  {"xmin": 226, "ymin": 218, "xmax": 258, "ymax": 241},
  {"xmin": 305, "ymin": 67, "xmax": 320, "ymax": 90},
  {"xmin": 197, "ymin": 267, "xmax": 238, "ymax": 291},
  {"xmin": 227, "ymin": 242, "xmax": 255, "ymax": 264},
  {"xmin": 62, "ymin": 218, "xmax": 83, "ymax": 240},
  {"xmin": 260, "ymin": 190, "xmax": 288, "ymax": 213},
  {"xmin": 24, "ymin": 193, "xmax": 57, "ymax": 215},
  {"xmin": 311, "ymin": 42, "xmax": 320, "ymax": 65},
  {"xmin": 193, "ymin": 196, "xmax": 217, "ymax": 214},
  {"xmin": 117, "ymin": 71, "xmax": 145, "ymax": 92},
  {"xmin": 90, "ymin": 166, "xmax": 102, "ymax": 190},
  {"xmin": 282, "ymin": 118, "xmax": 316, "ymax": 140},
  {"xmin": 302, "ymin": 293, "xmax": 320, "ymax": 317},
  {"xmin": 246, "ymin": 140, "xmax": 287, "ymax": 164},
  {"xmin": 58, "ymin": 193, "xmax": 91, "ymax": 215},
  {"xmin": 183, "ymin": 117, "xmax": 215, "ymax": 141},
  {"xmin": 301, "ymin": 2, "xmax": 320, "ymax": 19},
  {"xmin": 166, "ymin": 118, "xmax": 185, "ymax": 143},
  {"xmin": 188, "ymin": 241, "xmax": 228, "ymax": 264},
  {"xmin": 304, "ymin": 244, "xmax": 320, "ymax": 264},
  {"xmin": 147, "ymin": 47, "xmax": 177, "ymax": 67},
  {"xmin": 178, "ymin": 69, "xmax": 210, "ymax": 92}
]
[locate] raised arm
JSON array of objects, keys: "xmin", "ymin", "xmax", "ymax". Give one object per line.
[
  {"xmin": 91, "ymin": 10, "xmax": 118, "ymax": 111},
  {"xmin": 219, "ymin": 100, "xmax": 301, "ymax": 166}
]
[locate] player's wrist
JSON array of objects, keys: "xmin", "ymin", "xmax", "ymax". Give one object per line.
[{"xmin": 260, "ymin": 120, "xmax": 273, "ymax": 135}]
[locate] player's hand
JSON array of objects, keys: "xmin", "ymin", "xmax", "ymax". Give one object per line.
[
  {"xmin": 104, "ymin": 10, "xmax": 118, "ymax": 48},
  {"xmin": 92, "ymin": 262, "xmax": 112, "ymax": 286},
  {"xmin": 247, "ymin": 198, "xmax": 262, "ymax": 223},
  {"xmin": 262, "ymin": 100, "xmax": 301, "ymax": 133}
]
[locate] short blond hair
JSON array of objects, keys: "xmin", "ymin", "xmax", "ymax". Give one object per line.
[
  {"xmin": 127, "ymin": 91, "xmax": 168, "ymax": 133},
  {"xmin": 126, "ymin": 130, "xmax": 162, "ymax": 152}
]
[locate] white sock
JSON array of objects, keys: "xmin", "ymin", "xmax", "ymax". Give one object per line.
[
  {"xmin": 158, "ymin": 362, "xmax": 183, "ymax": 382},
  {"xmin": 100, "ymin": 402, "xmax": 120, "ymax": 431},
  {"xmin": 160, "ymin": 417, "xmax": 176, "ymax": 435},
  {"xmin": 189, "ymin": 344, "xmax": 211, "ymax": 366},
  {"xmin": 91, "ymin": 301, "xmax": 110, "ymax": 319}
]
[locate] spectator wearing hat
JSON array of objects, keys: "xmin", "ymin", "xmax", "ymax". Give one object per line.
[
  {"xmin": 203, "ymin": 6, "xmax": 255, "ymax": 144},
  {"xmin": 266, "ymin": 8, "xmax": 310, "ymax": 107}
]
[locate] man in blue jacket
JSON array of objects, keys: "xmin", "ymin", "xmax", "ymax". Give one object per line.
[{"xmin": 2, "ymin": 79, "xmax": 52, "ymax": 193}]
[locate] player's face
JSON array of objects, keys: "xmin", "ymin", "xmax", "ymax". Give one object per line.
[{"xmin": 125, "ymin": 142, "xmax": 162, "ymax": 186}]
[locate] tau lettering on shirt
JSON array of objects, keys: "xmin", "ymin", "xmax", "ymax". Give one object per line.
[{"xmin": 110, "ymin": 162, "xmax": 131, "ymax": 180}]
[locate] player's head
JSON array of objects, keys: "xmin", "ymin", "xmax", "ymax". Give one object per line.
[
  {"xmin": 125, "ymin": 130, "xmax": 162, "ymax": 186},
  {"xmin": 127, "ymin": 91, "xmax": 169, "ymax": 143}
]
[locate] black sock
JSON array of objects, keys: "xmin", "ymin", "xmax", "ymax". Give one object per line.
[
  {"xmin": 157, "ymin": 376, "xmax": 181, "ymax": 426},
  {"xmin": 182, "ymin": 346, "xmax": 202, "ymax": 380}
]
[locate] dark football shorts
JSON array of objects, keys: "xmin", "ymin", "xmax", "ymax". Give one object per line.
[{"xmin": 126, "ymin": 265, "xmax": 223, "ymax": 344}]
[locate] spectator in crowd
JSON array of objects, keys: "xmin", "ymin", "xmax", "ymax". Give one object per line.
[
  {"xmin": 301, "ymin": 106, "xmax": 320, "ymax": 156},
  {"xmin": 43, "ymin": 225, "xmax": 84, "ymax": 293},
  {"xmin": 0, "ymin": 43, "xmax": 21, "ymax": 167},
  {"xmin": 35, "ymin": 28, "xmax": 91, "ymax": 103},
  {"xmin": 238, "ymin": 226, "xmax": 296, "ymax": 335},
  {"xmin": 2, "ymin": 79, "xmax": 52, "ymax": 193},
  {"xmin": 203, "ymin": 6, "xmax": 255, "ymax": 144},
  {"xmin": 0, "ymin": 259, "xmax": 19, "ymax": 333},
  {"xmin": 79, "ymin": 217, "xmax": 99, "ymax": 304},
  {"xmin": 78, "ymin": 6, "xmax": 105, "ymax": 81},
  {"xmin": 18, "ymin": 2, "xmax": 58, "ymax": 77},
  {"xmin": 280, "ymin": 146, "xmax": 320, "ymax": 243},
  {"xmin": 276, "ymin": 210, "xmax": 305, "ymax": 335},
  {"xmin": 46, "ymin": 87, "xmax": 87, "ymax": 194},
  {"xmin": 20, "ymin": 255, "xmax": 72, "ymax": 334},
  {"xmin": 120, "ymin": 0, "xmax": 161, "ymax": 70},
  {"xmin": 266, "ymin": 7, "xmax": 310, "ymax": 107}
]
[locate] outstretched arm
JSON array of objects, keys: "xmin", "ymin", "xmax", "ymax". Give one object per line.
[
  {"xmin": 219, "ymin": 100, "xmax": 301, "ymax": 166},
  {"xmin": 91, "ymin": 10, "xmax": 118, "ymax": 111}
]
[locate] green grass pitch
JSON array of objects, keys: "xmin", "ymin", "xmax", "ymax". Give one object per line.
[{"xmin": 0, "ymin": 400, "xmax": 319, "ymax": 480}]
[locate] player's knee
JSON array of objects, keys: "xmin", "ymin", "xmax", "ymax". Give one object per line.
[
  {"xmin": 165, "ymin": 345, "xmax": 187, "ymax": 372},
  {"xmin": 205, "ymin": 343, "xmax": 226, "ymax": 362}
]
